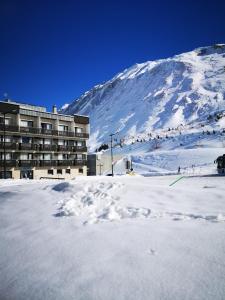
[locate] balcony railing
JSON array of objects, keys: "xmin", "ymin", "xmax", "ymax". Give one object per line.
[
  {"xmin": 39, "ymin": 160, "xmax": 58, "ymax": 167},
  {"xmin": 19, "ymin": 160, "xmax": 39, "ymax": 167},
  {"xmin": 56, "ymin": 145, "xmax": 87, "ymax": 152},
  {"xmin": 0, "ymin": 142, "xmax": 17, "ymax": 150},
  {"xmin": 19, "ymin": 143, "xmax": 38, "ymax": 151},
  {"xmin": 0, "ymin": 159, "xmax": 87, "ymax": 168},
  {"xmin": 74, "ymin": 146, "xmax": 87, "ymax": 152},
  {"xmin": 0, "ymin": 124, "xmax": 89, "ymax": 138},
  {"xmin": 20, "ymin": 126, "xmax": 39, "ymax": 134},
  {"xmin": 39, "ymin": 144, "xmax": 57, "ymax": 151},
  {"xmin": 0, "ymin": 160, "xmax": 17, "ymax": 167},
  {"xmin": 0, "ymin": 143, "xmax": 87, "ymax": 152}
]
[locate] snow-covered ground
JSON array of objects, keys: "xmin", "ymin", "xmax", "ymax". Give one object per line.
[
  {"xmin": 0, "ymin": 175, "xmax": 225, "ymax": 300},
  {"xmin": 104, "ymin": 127, "xmax": 225, "ymax": 176}
]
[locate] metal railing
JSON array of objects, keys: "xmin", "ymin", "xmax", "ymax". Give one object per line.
[
  {"xmin": 39, "ymin": 144, "xmax": 57, "ymax": 151},
  {"xmin": 19, "ymin": 143, "xmax": 38, "ymax": 150},
  {"xmin": 0, "ymin": 159, "xmax": 87, "ymax": 168},
  {"xmin": 0, "ymin": 124, "xmax": 89, "ymax": 138},
  {"xmin": 0, "ymin": 142, "xmax": 17, "ymax": 150},
  {"xmin": 19, "ymin": 160, "xmax": 39, "ymax": 167},
  {"xmin": 0, "ymin": 160, "xmax": 17, "ymax": 167},
  {"xmin": 39, "ymin": 160, "xmax": 58, "ymax": 167},
  {"xmin": 0, "ymin": 143, "xmax": 87, "ymax": 152}
]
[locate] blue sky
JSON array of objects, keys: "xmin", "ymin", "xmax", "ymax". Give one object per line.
[{"xmin": 0, "ymin": 0, "xmax": 225, "ymax": 111}]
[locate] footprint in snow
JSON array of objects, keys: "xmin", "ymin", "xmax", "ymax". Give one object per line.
[{"xmin": 148, "ymin": 249, "xmax": 157, "ymax": 256}]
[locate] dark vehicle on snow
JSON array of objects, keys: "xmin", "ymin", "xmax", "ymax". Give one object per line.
[{"xmin": 214, "ymin": 154, "xmax": 225, "ymax": 174}]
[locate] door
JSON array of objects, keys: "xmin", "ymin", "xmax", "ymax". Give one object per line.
[{"xmin": 20, "ymin": 170, "xmax": 33, "ymax": 179}]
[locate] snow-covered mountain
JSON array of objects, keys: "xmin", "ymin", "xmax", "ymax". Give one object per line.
[{"xmin": 62, "ymin": 44, "xmax": 225, "ymax": 150}]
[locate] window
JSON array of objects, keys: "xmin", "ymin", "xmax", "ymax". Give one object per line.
[
  {"xmin": 20, "ymin": 153, "xmax": 32, "ymax": 160},
  {"xmin": 20, "ymin": 120, "xmax": 33, "ymax": 127},
  {"xmin": 75, "ymin": 127, "xmax": 83, "ymax": 133},
  {"xmin": 58, "ymin": 140, "xmax": 67, "ymax": 146},
  {"xmin": 68, "ymin": 141, "xmax": 74, "ymax": 146},
  {"xmin": 48, "ymin": 169, "xmax": 54, "ymax": 175},
  {"xmin": 21, "ymin": 136, "xmax": 31, "ymax": 144},
  {"xmin": 66, "ymin": 169, "xmax": 71, "ymax": 174},
  {"xmin": 58, "ymin": 125, "xmax": 68, "ymax": 132},
  {"xmin": 76, "ymin": 154, "xmax": 83, "ymax": 160},
  {"xmin": 44, "ymin": 139, "xmax": 51, "ymax": 145},
  {"xmin": 20, "ymin": 154, "xmax": 28, "ymax": 160},
  {"xmin": 58, "ymin": 154, "xmax": 68, "ymax": 160},
  {"xmin": 58, "ymin": 139, "xmax": 64, "ymax": 145},
  {"xmin": 1, "ymin": 153, "xmax": 11, "ymax": 160},
  {"xmin": 38, "ymin": 154, "xmax": 44, "ymax": 160},
  {"xmin": 79, "ymin": 168, "xmax": 83, "ymax": 174},
  {"xmin": 38, "ymin": 139, "xmax": 44, "ymax": 145},
  {"xmin": 0, "ymin": 171, "xmax": 12, "ymax": 179},
  {"xmin": 58, "ymin": 154, "xmax": 63, "ymax": 160},
  {"xmin": 41, "ymin": 123, "xmax": 52, "ymax": 130},
  {"xmin": 77, "ymin": 141, "xmax": 83, "ymax": 147},
  {"xmin": 0, "ymin": 118, "xmax": 10, "ymax": 125},
  {"xmin": 2, "ymin": 136, "xmax": 11, "ymax": 142},
  {"xmin": 44, "ymin": 154, "xmax": 51, "ymax": 160},
  {"xmin": 57, "ymin": 169, "xmax": 62, "ymax": 174}
]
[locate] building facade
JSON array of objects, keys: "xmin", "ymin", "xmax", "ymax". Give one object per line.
[{"xmin": 0, "ymin": 100, "xmax": 89, "ymax": 179}]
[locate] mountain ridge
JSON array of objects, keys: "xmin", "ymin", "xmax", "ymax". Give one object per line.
[{"xmin": 62, "ymin": 44, "xmax": 225, "ymax": 150}]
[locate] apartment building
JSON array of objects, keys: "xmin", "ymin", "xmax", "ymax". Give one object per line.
[{"xmin": 0, "ymin": 100, "xmax": 89, "ymax": 179}]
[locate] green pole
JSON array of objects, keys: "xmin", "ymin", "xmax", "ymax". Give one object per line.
[{"xmin": 169, "ymin": 176, "xmax": 184, "ymax": 187}]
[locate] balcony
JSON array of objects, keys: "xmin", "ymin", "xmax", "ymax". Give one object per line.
[
  {"xmin": 39, "ymin": 160, "xmax": 58, "ymax": 167},
  {"xmin": 20, "ymin": 126, "xmax": 40, "ymax": 134},
  {"xmin": 39, "ymin": 159, "xmax": 87, "ymax": 167},
  {"xmin": 19, "ymin": 143, "xmax": 38, "ymax": 151},
  {"xmin": 0, "ymin": 159, "xmax": 87, "ymax": 168},
  {"xmin": 74, "ymin": 159, "xmax": 87, "ymax": 166},
  {"xmin": 57, "ymin": 160, "xmax": 73, "ymax": 166},
  {"xmin": 0, "ymin": 160, "xmax": 17, "ymax": 167},
  {"xmin": 0, "ymin": 142, "xmax": 17, "ymax": 150},
  {"xmin": 57, "ymin": 145, "xmax": 87, "ymax": 152},
  {"xmin": 57, "ymin": 159, "xmax": 87, "ymax": 166},
  {"xmin": 0, "ymin": 142, "xmax": 87, "ymax": 153},
  {"xmin": 74, "ymin": 146, "xmax": 87, "ymax": 152},
  {"xmin": 19, "ymin": 160, "xmax": 39, "ymax": 167},
  {"xmin": 0, "ymin": 124, "xmax": 89, "ymax": 139},
  {"xmin": 57, "ymin": 145, "xmax": 70, "ymax": 152},
  {"xmin": 40, "ymin": 128, "xmax": 53, "ymax": 135},
  {"xmin": 39, "ymin": 144, "xmax": 57, "ymax": 151},
  {"xmin": 0, "ymin": 124, "xmax": 19, "ymax": 132}
]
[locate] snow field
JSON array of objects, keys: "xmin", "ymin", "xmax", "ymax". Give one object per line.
[
  {"xmin": 50, "ymin": 177, "xmax": 225, "ymax": 225},
  {"xmin": 0, "ymin": 175, "xmax": 225, "ymax": 300}
]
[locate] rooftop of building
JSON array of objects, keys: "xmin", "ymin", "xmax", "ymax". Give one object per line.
[
  {"xmin": 0, "ymin": 99, "xmax": 89, "ymax": 123},
  {"xmin": 3, "ymin": 99, "xmax": 47, "ymax": 112}
]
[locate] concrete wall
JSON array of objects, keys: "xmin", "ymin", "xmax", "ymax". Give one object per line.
[{"xmin": 90, "ymin": 152, "xmax": 125, "ymax": 175}]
